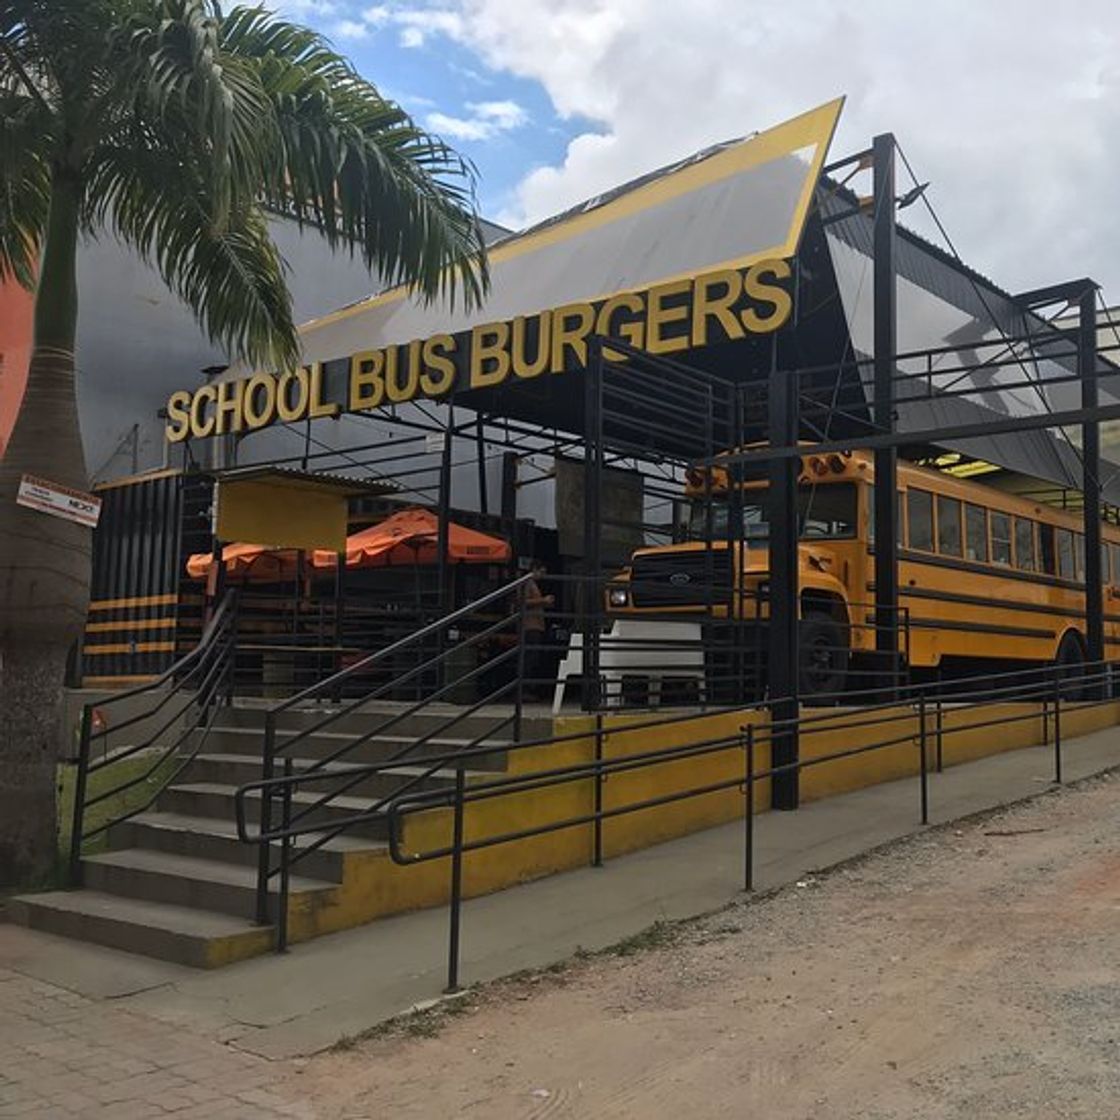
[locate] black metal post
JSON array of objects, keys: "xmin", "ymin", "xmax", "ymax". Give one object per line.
[
  {"xmin": 436, "ymin": 402, "xmax": 454, "ymax": 619},
  {"xmin": 918, "ymin": 692, "xmax": 929, "ymax": 825},
  {"xmin": 1080, "ymin": 286, "xmax": 1104, "ymax": 678},
  {"xmin": 513, "ymin": 591, "xmax": 527, "ymax": 743},
  {"xmin": 500, "ymin": 452, "xmax": 518, "ymax": 548},
  {"xmin": 276, "ymin": 756, "xmax": 293, "ymax": 952},
  {"xmin": 767, "ymin": 340, "xmax": 799, "ymax": 809},
  {"xmin": 445, "ymin": 763, "xmax": 467, "ymax": 993},
  {"xmin": 935, "ymin": 695, "xmax": 944, "ymax": 773},
  {"xmin": 255, "ymin": 712, "xmax": 276, "ymax": 926},
  {"xmin": 872, "ymin": 132, "xmax": 900, "ymax": 698},
  {"xmin": 332, "ymin": 548, "xmax": 346, "ymax": 702},
  {"xmin": 744, "ymin": 723, "xmax": 755, "ymax": 891},
  {"xmin": 583, "ymin": 339, "xmax": 604, "ymax": 710},
  {"xmin": 68, "ymin": 705, "xmax": 94, "ymax": 885},
  {"xmin": 1053, "ymin": 671, "xmax": 1063, "ymax": 785},
  {"xmin": 475, "ymin": 414, "xmax": 489, "ymax": 516}
]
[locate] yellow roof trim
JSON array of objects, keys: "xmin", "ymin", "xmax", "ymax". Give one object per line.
[{"xmin": 299, "ymin": 98, "xmax": 845, "ymax": 338}]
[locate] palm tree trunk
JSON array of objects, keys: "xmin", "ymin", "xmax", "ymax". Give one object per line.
[{"xmin": 0, "ymin": 171, "xmax": 90, "ymax": 887}]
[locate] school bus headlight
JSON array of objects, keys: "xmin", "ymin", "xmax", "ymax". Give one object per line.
[
  {"xmin": 827, "ymin": 453, "xmax": 846, "ymax": 473},
  {"xmin": 609, "ymin": 587, "xmax": 630, "ymax": 607}
]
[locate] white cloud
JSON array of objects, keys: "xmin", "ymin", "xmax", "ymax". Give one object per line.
[
  {"xmin": 332, "ymin": 18, "xmax": 370, "ymax": 39},
  {"xmin": 385, "ymin": 0, "xmax": 1120, "ymax": 298},
  {"xmin": 427, "ymin": 99, "xmax": 529, "ymax": 141},
  {"xmin": 273, "ymin": 0, "xmax": 339, "ymax": 18},
  {"xmin": 393, "ymin": 6, "xmax": 465, "ymax": 47}
]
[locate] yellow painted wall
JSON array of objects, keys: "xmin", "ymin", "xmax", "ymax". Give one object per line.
[{"xmin": 233, "ymin": 696, "xmax": 1120, "ymax": 952}]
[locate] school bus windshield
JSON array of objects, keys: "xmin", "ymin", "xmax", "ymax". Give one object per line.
[{"xmin": 687, "ymin": 483, "xmax": 859, "ymax": 542}]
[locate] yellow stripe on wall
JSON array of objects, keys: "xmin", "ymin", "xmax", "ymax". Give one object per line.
[
  {"xmin": 88, "ymin": 593, "xmax": 179, "ymax": 611},
  {"xmin": 85, "ymin": 618, "xmax": 176, "ymax": 634},
  {"xmin": 83, "ymin": 641, "xmax": 177, "ymax": 655}
]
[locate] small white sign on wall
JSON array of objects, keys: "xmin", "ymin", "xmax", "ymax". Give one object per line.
[{"xmin": 16, "ymin": 474, "xmax": 102, "ymax": 529}]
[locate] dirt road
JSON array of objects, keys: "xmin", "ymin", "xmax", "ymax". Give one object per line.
[{"xmin": 291, "ymin": 771, "xmax": 1120, "ymax": 1119}]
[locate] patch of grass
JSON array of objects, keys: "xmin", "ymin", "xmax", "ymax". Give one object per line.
[
  {"xmin": 55, "ymin": 749, "xmax": 177, "ymax": 870},
  {"xmin": 332, "ymin": 992, "xmax": 477, "ymax": 1051},
  {"xmin": 604, "ymin": 920, "xmax": 680, "ymax": 958}
]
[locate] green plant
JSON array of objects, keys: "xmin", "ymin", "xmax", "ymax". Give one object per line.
[{"xmin": 0, "ymin": 0, "xmax": 488, "ymax": 885}]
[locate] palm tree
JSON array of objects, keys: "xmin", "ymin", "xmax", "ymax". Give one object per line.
[{"xmin": 0, "ymin": 0, "xmax": 489, "ymax": 886}]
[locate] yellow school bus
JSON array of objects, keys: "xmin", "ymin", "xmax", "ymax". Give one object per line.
[{"xmin": 608, "ymin": 447, "xmax": 1120, "ymax": 694}]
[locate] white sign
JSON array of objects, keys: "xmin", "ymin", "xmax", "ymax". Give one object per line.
[{"xmin": 16, "ymin": 474, "xmax": 102, "ymax": 529}]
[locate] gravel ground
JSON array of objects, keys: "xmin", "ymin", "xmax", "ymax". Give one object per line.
[{"xmin": 287, "ymin": 770, "xmax": 1120, "ymax": 1119}]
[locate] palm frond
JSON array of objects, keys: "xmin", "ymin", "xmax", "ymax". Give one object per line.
[
  {"xmin": 221, "ymin": 5, "xmax": 488, "ymax": 311},
  {"xmin": 89, "ymin": 139, "xmax": 297, "ymax": 369},
  {"xmin": 0, "ymin": 87, "xmax": 50, "ymax": 286}
]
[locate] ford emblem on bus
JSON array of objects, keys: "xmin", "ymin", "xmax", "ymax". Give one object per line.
[{"xmin": 669, "ymin": 571, "xmax": 692, "ymax": 586}]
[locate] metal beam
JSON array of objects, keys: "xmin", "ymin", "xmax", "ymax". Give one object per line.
[
  {"xmin": 1080, "ymin": 285, "xmax": 1104, "ymax": 668},
  {"xmin": 767, "ymin": 342, "xmax": 800, "ymax": 809},
  {"xmin": 1015, "ymin": 279, "xmax": 1097, "ymax": 308},
  {"xmin": 709, "ymin": 399, "xmax": 1120, "ymax": 467},
  {"xmin": 872, "ymin": 133, "xmax": 900, "ymax": 695}
]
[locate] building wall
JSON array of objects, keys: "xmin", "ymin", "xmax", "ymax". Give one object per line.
[
  {"xmin": 0, "ymin": 276, "xmax": 34, "ymax": 456},
  {"xmin": 1, "ymin": 216, "xmax": 508, "ymax": 482}
]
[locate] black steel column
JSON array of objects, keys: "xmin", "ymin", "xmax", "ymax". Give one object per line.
[
  {"xmin": 475, "ymin": 414, "xmax": 489, "ymax": 516},
  {"xmin": 583, "ymin": 339, "xmax": 604, "ymax": 709},
  {"xmin": 436, "ymin": 401, "xmax": 454, "ymax": 617},
  {"xmin": 872, "ymin": 133, "xmax": 900, "ymax": 696},
  {"xmin": 767, "ymin": 342, "xmax": 800, "ymax": 810},
  {"xmin": 1080, "ymin": 285, "xmax": 1103, "ymax": 669}
]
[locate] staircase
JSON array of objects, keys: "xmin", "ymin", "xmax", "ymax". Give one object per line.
[{"xmin": 10, "ymin": 702, "xmax": 539, "ymax": 968}]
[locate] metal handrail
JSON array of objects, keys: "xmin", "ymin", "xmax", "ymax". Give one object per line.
[
  {"xmin": 67, "ymin": 591, "xmax": 238, "ymax": 884},
  {"xmin": 271, "ymin": 572, "xmax": 535, "ymax": 715},
  {"xmin": 236, "ymin": 606, "xmax": 1116, "ymax": 967},
  {"xmin": 250, "ymin": 571, "xmax": 534, "ymax": 942}
]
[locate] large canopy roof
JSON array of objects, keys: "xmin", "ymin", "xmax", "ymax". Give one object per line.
[{"xmin": 220, "ymin": 97, "xmax": 1118, "ymax": 499}]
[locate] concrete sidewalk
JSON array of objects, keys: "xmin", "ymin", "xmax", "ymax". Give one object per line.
[{"xmin": 2, "ymin": 724, "xmax": 1117, "ymax": 1064}]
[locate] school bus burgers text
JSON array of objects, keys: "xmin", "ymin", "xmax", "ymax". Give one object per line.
[{"xmin": 164, "ymin": 258, "xmax": 792, "ymax": 443}]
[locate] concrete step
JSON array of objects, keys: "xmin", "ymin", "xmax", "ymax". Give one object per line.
[
  {"xmin": 183, "ymin": 752, "xmax": 468, "ymax": 801},
  {"xmin": 6, "ymin": 890, "xmax": 274, "ymax": 968},
  {"xmin": 157, "ymin": 782, "xmax": 390, "ymax": 839},
  {"xmin": 111, "ymin": 811, "xmax": 380, "ymax": 881},
  {"xmin": 80, "ymin": 849, "xmax": 333, "ymax": 920},
  {"xmin": 217, "ymin": 700, "xmax": 554, "ymax": 744},
  {"xmin": 200, "ymin": 724, "xmax": 512, "ymax": 770}
]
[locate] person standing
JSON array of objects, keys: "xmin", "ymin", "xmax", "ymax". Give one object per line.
[{"xmin": 521, "ymin": 561, "xmax": 554, "ymax": 698}]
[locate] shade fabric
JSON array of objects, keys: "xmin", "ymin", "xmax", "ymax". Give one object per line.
[
  {"xmin": 314, "ymin": 508, "xmax": 511, "ymax": 569},
  {"xmin": 185, "ymin": 542, "xmax": 302, "ymax": 581}
]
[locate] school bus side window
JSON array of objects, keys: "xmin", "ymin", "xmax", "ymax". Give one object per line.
[
  {"xmin": 1039, "ymin": 524, "xmax": 1056, "ymax": 575},
  {"xmin": 1014, "ymin": 517, "xmax": 1037, "ymax": 572},
  {"xmin": 1056, "ymin": 529, "xmax": 1075, "ymax": 579},
  {"xmin": 965, "ymin": 503, "xmax": 988, "ymax": 562},
  {"xmin": 1110, "ymin": 544, "xmax": 1120, "ymax": 584},
  {"xmin": 991, "ymin": 511, "xmax": 1012, "ymax": 565},
  {"xmin": 936, "ymin": 496, "xmax": 962, "ymax": 557},
  {"xmin": 908, "ymin": 489, "xmax": 934, "ymax": 552}
]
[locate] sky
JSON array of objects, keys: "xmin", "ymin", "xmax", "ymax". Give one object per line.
[{"xmin": 277, "ymin": 0, "xmax": 1120, "ymax": 300}]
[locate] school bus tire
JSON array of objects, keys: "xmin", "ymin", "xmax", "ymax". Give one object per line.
[
  {"xmin": 799, "ymin": 612, "xmax": 850, "ymax": 698},
  {"xmin": 1054, "ymin": 629, "xmax": 1088, "ymax": 702}
]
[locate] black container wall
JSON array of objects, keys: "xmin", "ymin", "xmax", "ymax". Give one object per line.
[{"xmin": 81, "ymin": 471, "xmax": 213, "ymax": 686}]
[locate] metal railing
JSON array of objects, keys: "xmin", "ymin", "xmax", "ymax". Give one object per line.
[
  {"xmin": 237, "ymin": 654, "xmax": 1117, "ymax": 988},
  {"xmin": 68, "ymin": 591, "xmax": 237, "ymax": 884},
  {"xmin": 235, "ymin": 569, "xmax": 916, "ymax": 949},
  {"xmin": 242, "ymin": 571, "xmax": 536, "ymax": 947}
]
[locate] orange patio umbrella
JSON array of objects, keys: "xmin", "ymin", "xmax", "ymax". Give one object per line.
[
  {"xmin": 185, "ymin": 542, "xmax": 303, "ymax": 582},
  {"xmin": 313, "ymin": 508, "xmax": 511, "ymax": 570}
]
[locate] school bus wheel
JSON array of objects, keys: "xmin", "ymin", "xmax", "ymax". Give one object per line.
[
  {"xmin": 1054, "ymin": 630, "xmax": 1088, "ymax": 702},
  {"xmin": 798, "ymin": 612, "xmax": 850, "ymax": 698}
]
